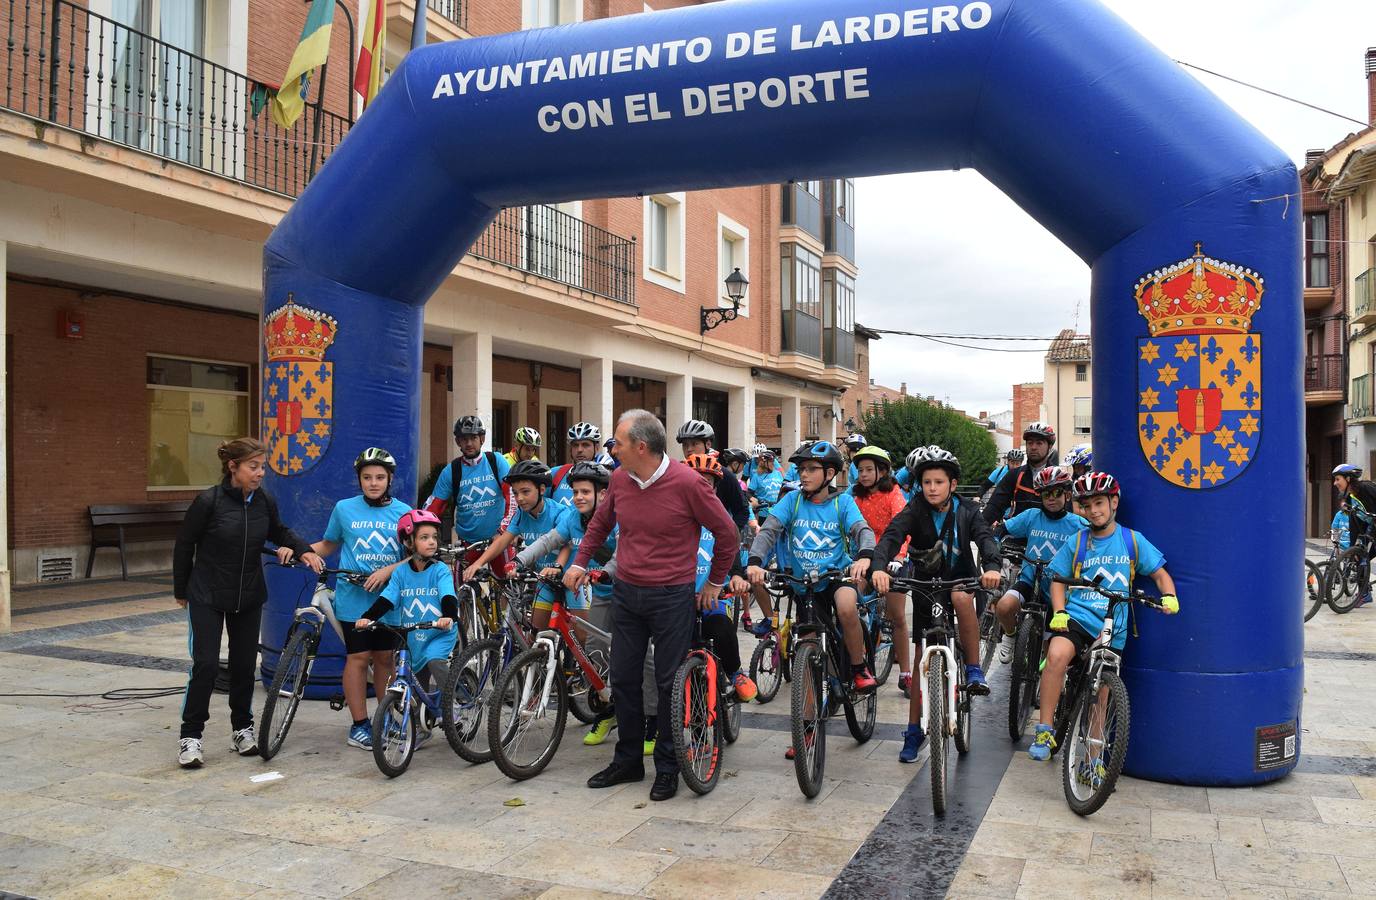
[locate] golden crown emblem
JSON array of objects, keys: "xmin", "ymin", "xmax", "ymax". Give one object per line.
[
  {"xmin": 264, "ymin": 294, "xmax": 338, "ymax": 362},
  {"xmin": 1134, "ymin": 243, "xmax": 1263, "ymax": 337}
]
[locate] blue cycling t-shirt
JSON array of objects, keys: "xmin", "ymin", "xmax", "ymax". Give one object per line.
[
  {"xmin": 429, "ymin": 454, "xmax": 510, "ymax": 542},
  {"xmin": 505, "ymin": 499, "xmax": 570, "ymax": 569},
  {"xmin": 987, "ymin": 464, "xmax": 1009, "ymax": 487},
  {"xmin": 1332, "ymin": 510, "xmax": 1352, "ymax": 550},
  {"xmin": 1002, "ymin": 508, "xmax": 1088, "ymax": 598},
  {"xmin": 1049, "ymin": 525, "xmax": 1165, "ymax": 650},
  {"xmin": 848, "ymin": 461, "xmax": 860, "ymax": 484},
  {"xmin": 695, "ymin": 526, "xmax": 733, "ymax": 616},
  {"xmin": 782, "ymin": 463, "xmax": 798, "ymax": 482},
  {"xmin": 556, "ymin": 513, "xmax": 617, "ymax": 599},
  {"xmin": 767, "ymin": 491, "xmax": 867, "ymax": 577},
  {"xmin": 749, "ymin": 470, "xmax": 783, "ymax": 506},
  {"xmin": 380, "ymin": 559, "xmax": 458, "ymax": 669},
  {"xmin": 322, "ymin": 495, "xmax": 411, "ymax": 622}
]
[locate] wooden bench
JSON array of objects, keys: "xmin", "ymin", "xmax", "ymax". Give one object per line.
[{"xmin": 87, "ymin": 501, "xmax": 191, "ymax": 580}]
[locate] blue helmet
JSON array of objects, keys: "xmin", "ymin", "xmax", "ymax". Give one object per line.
[
  {"xmin": 1334, "ymin": 463, "xmax": 1363, "ymax": 479},
  {"xmin": 1064, "ymin": 444, "xmax": 1093, "ymax": 468},
  {"xmin": 789, "ymin": 440, "xmax": 845, "ymax": 476}
]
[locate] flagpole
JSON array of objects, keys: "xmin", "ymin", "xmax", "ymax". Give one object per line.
[
  {"xmin": 410, "ymin": 0, "xmax": 428, "ymax": 52},
  {"xmin": 306, "ymin": 0, "xmax": 356, "ymax": 178}
]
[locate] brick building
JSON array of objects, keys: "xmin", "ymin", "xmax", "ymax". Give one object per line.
[
  {"xmin": 0, "ymin": 0, "xmax": 866, "ymax": 624},
  {"xmin": 1011, "ymin": 382, "xmax": 1044, "ymax": 441}
]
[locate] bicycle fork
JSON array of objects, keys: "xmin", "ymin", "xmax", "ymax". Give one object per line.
[{"xmin": 917, "ymin": 642, "xmax": 958, "ymax": 737}]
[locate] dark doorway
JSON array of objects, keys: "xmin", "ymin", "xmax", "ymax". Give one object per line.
[
  {"xmin": 692, "ymin": 387, "xmax": 729, "ymax": 448},
  {"xmin": 492, "ymin": 400, "xmax": 516, "ymax": 455},
  {"xmin": 546, "ymin": 406, "xmax": 570, "ymax": 466}
]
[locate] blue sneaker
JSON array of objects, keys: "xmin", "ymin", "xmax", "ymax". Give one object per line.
[
  {"xmin": 347, "ymin": 723, "xmax": 372, "ymax": 750},
  {"xmin": 1028, "ymin": 724, "xmax": 1056, "ymax": 761},
  {"xmin": 751, "ymin": 619, "xmax": 773, "ymax": 637},
  {"xmin": 898, "ymin": 724, "xmax": 926, "ymax": 763},
  {"xmin": 966, "ymin": 664, "xmax": 990, "ymax": 696},
  {"xmin": 1356, "ymin": 593, "xmax": 1373, "ymax": 608}
]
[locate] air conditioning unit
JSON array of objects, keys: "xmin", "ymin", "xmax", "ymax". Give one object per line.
[{"xmin": 38, "ymin": 552, "xmax": 76, "ymax": 583}]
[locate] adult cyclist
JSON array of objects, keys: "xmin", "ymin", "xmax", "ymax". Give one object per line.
[
  {"xmin": 424, "ymin": 416, "xmax": 513, "ymax": 568},
  {"xmin": 503, "ymin": 427, "xmax": 543, "ymax": 466},
  {"xmin": 677, "ymin": 420, "xmax": 750, "ymax": 533},
  {"xmin": 983, "ymin": 422, "xmax": 1056, "ymax": 524},
  {"xmin": 1334, "ymin": 463, "xmax": 1376, "ymax": 608},
  {"xmin": 550, "ymin": 422, "xmax": 603, "ymax": 505},
  {"xmin": 979, "ymin": 449, "xmax": 1024, "ymax": 499}
]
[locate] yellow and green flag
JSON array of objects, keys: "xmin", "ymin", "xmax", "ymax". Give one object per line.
[{"xmin": 270, "ymin": 0, "xmax": 335, "ymax": 129}]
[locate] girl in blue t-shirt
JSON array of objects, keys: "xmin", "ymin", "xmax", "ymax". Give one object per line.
[{"xmin": 309, "ymin": 448, "xmax": 410, "ymax": 750}]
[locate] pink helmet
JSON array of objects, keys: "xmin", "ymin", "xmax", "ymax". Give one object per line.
[{"xmin": 397, "ymin": 509, "xmax": 442, "ymax": 544}]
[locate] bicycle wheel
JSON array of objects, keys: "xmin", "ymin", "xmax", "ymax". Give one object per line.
[
  {"xmin": 872, "ymin": 609, "xmax": 895, "ymax": 687},
  {"xmin": 1305, "ymin": 561, "xmax": 1325, "ymax": 623},
  {"xmin": 790, "ymin": 641, "xmax": 828, "ymax": 798},
  {"xmin": 441, "ymin": 636, "xmax": 501, "ymax": 763},
  {"xmin": 1062, "ymin": 671, "xmax": 1131, "ymax": 816},
  {"xmin": 258, "ymin": 625, "xmax": 314, "ymax": 760},
  {"xmin": 372, "ymin": 689, "xmax": 416, "ymax": 778},
  {"xmin": 671, "ymin": 654, "xmax": 722, "ymax": 794},
  {"xmin": 978, "ymin": 601, "xmax": 1000, "ymax": 673},
  {"xmin": 928, "ymin": 653, "xmax": 949, "ymax": 815},
  {"xmin": 568, "ymin": 645, "xmax": 611, "ymax": 725},
  {"xmin": 750, "ymin": 636, "xmax": 783, "ymax": 704},
  {"xmin": 845, "ymin": 623, "xmax": 877, "ymax": 743},
  {"xmin": 1008, "ymin": 615, "xmax": 1041, "ymax": 741},
  {"xmin": 487, "ymin": 646, "xmax": 567, "ymax": 781},
  {"xmin": 457, "ymin": 585, "xmax": 486, "ymax": 648},
  {"xmin": 722, "ymin": 679, "xmax": 742, "ymax": 744},
  {"xmin": 1326, "ymin": 549, "xmax": 1365, "ymax": 613}
]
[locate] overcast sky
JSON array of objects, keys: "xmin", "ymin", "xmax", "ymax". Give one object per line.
[{"xmin": 858, "ymin": 0, "xmax": 1376, "ymax": 416}]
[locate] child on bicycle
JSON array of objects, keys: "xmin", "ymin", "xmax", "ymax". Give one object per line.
[
  {"xmin": 870, "ymin": 446, "xmax": 1002, "ymax": 764},
  {"xmin": 992, "ymin": 466, "xmax": 1086, "ymax": 667},
  {"xmin": 847, "ymin": 446, "xmax": 914, "ymax": 697},
  {"xmin": 463, "ymin": 460, "xmax": 571, "ymax": 610},
  {"xmin": 309, "ymin": 448, "xmax": 411, "ymax": 749},
  {"xmin": 1333, "ymin": 463, "xmax": 1376, "ymax": 607},
  {"xmin": 748, "ymin": 449, "xmax": 784, "ymax": 511},
  {"xmin": 1030, "ymin": 471, "xmax": 1178, "ymax": 761},
  {"xmin": 356, "ymin": 510, "xmax": 457, "ymax": 745}
]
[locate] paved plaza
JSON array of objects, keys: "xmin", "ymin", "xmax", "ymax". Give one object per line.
[{"xmin": 1, "ymin": 569, "xmax": 1374, "ymax": 898}]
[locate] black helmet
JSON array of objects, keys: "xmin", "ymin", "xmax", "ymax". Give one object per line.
[
  {"xmin": 676, "ymin": 419, "xmax": 715, "ymax": 443},
  {"xmin": 504, "ymin": 460, "xmax": 552, "ymax": 488},
  {"xmin": 354, "ymin": 447, "xmax": 396, "ymax": 474},
  {"xmin": 719, "ymin": 448, "xmax": 750, "ymax": 467},
  {"xmin": 454, "ymin": 415, "xmax": 486, "ymax": 437},
  {"xmin": 788, "ymin": 440, "xmax": 845, "ymax": 477},
  {"xmin": 567, "ymin": 461, "xmax": 611, "ymax": 490}
]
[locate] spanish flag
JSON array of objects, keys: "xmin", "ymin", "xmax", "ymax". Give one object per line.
[
  {"xmin": 270, "ymin": 0, "xmax": 335, "ymax": 129},
  {"xmin": 354, "ymin": 0, "xmax": 386, "ymax": 110}
]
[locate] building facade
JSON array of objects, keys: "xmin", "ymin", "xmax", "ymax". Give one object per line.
[
  {"xmin": 0, "ymin": 0, "xmax": 866, "ymax": 624},
  {"xmin": 1041, "ymin": 329, "xmax": 1092, "ymax": 450},
  {"xmin": 1011, "ymin": 381, "xmax": 1043, "ymax": 441}
]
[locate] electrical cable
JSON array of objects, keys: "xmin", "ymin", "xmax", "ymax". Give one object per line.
[{"xmin": 1174, "ymin": 59, "xmax": 1369, "ymax": 128}]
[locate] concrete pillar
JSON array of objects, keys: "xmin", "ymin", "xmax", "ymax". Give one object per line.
[
  {"xmin": 581, "ymin": 356, "xmax": 614, "ymax": 445},
  {"xmin": 780, "ymin": 395, "xmax": 802, "ymax": 459},
  {"xmin": 666, "ymin": 373, "xmax": 694, "ymax": 456},
  {"xmin": 452, "ymin": 330, "xmax": 493, "ymax": 451},
  {"xmin": 728, "ymin": 384, "xmax": 754, "ymax": 450},
  {"xmin": 0, "ymin": 241, "xmax": 8, "ymax": 633}
]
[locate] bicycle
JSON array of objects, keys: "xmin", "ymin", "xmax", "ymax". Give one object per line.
[
  {"xmin": 748, "ymin": 583, "xmax": 795, "ymax": 705},
  {"xmin": 669, "ymin": 615, "xmax": 744, "ymax": 794},
  {"xmin": 1305, "ymin": 558, "xmax": 1324, "ymax": 623},
  {"xmin": 978, "ymin": 543, "xmax": 1023, "ymax": 672},
  {"xmin": 438, "ymin": 540, "xmax": 499, "ymax": 647},
  {"xmin": 891, "ymin": 557, "xmax": 982, "ymax": 816},
  {"xmin": 1044, "ymin": 575, "xmax": 1171, "ymax": 816},
  {"xmin": 257, "ymin": 560, "xmax": 362, "ymax": 761},
  {"xmin": 485, "ymin": 571, "xmax": 614, "ymax": 781},
  {"xmin": 770, "ymin": 569, "xmax": 878, "ymax": 799},
  {"xmin": 859, "ymin": 590, "xmax": 896, "ymax": 686},
  {"xmin": 361, "ymin": 620, "xmax": 448, "ymax": 778},
  {"xmin": 1006, "ymin": 553, "xmax": 1053, "ymax": 742},
  {"xmin": 1322, "ymin": 531, "xmax": 1370, "ymax": 615}
]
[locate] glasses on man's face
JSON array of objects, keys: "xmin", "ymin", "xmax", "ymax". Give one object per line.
[{"xmin": 1041, "ymin": 488, "xmax": 1068, "ymax": 500}]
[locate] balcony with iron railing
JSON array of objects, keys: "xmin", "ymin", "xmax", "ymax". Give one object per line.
[
  {"xmin": 1353, "ymin": 268, "xmax": 1376, "ymax": 326},
  {"xmin": 1305, "ymin": 353, "xmax": 1344, "ymax": 403},
  {"xmin": 1352, "ymin": 374, "xmax": 1374, "ymax": 420},
  {"xmin": 0, "ymin": 0, "xmax": 636, "ymax": 306}
]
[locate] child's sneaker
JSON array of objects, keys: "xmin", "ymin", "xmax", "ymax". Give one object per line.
[
  {"xmin": 178, "ymin": 737, "xmax": 204, "ymax": 768},
  {"xmin": 852, "ymin": 668, "xmax": 877, "ymax": 693},
  {"xmin": 898, "ymin": 724, "xmax": 926, "ymax": 763},
  {"xmin": 732, "ymin": 671, "xmax": 758, "ymax": 703},
  {"xmin": 1028, "ymin": 724, "xmax": 1056, "ymax": 761},
  {"xmin": 966, "ymin": 665, "xmax": 990, "ymax": 696},
  {"xmin": 1356, "ymin": 593, "xmax": 1373, "ymax": 608},
  {"xmin": 998, "ymin": 631, "xmax": 1017, "ymax": 664},
  {"xmin": 347, "ymin": 723, "xmax": 372, "ymax": 750},
  {"xmin": 751, "ymin": 619, "xmax": 773, "ymax": 637},
  {"xmin": 231, "ymin": 726, "xmax": 259, "ymax": 757},
  {"xmin": 643, "ymin": 739, "xmax": 656, "ymax": 757},
  {"xmin": 740, "ymin": 612, "xmax": 753, "ymax": 631},
  {"xmin": 583, "ymin": 716, "xmax": 616, "ymax": 746},
  {"xmin": 897, "ymin": 673, "xmax": 911, "ymax": 698}
]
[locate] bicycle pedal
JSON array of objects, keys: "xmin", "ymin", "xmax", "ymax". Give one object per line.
[{"xmin": 328, "ymin": 694, "xmax": 346, "ymax": 711}]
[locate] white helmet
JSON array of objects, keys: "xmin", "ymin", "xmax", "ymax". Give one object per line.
[
  {"xmin": 568, "ymin": 422, "xmax": 601, "ymax": 443},
  {"xmin": 909, "ymin": 445, "xmax": 961, "ymax": 479},
  {"xmin": 676, "ymin": 419, "xmax": 715, "ymax": 443}
]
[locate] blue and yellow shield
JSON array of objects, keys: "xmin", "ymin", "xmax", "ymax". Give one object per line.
[{"xmin": 260, "ymin": 296, "xmax": 338, "ymax": 477}]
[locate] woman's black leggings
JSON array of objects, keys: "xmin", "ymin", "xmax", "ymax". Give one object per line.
[{"xmin": 181, "ymin": 603, "xmax": 262, "ymax": 740}]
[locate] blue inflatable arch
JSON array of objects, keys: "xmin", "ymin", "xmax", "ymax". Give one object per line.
[{"xmin": 262, "ymin": 0, "xmax": 1301, "ymax": 785}]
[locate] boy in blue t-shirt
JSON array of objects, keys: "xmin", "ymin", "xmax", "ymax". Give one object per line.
[
  {"xmin": 748, "ymin": 453, "xmax": 784, "ymax": 510},
  {"xmin": 514, "ymin": 462, "xmax": 614, "ymax": 629},
  {"xmin": 991, "ymin": 466, "xmax": 1087, "ymax": 666},
  {"xmin": 1332, "ymin": 509, "xmax": 1352, "ymax": 551},
  {"xmin": 465, "ymin": 460, "xmax": 569, "ymax": 613},
  {"xmin": 1029, "ymin": 472, "xmax": 1179, "ymax": 762},
  {"xmin": 310, "ymin": 448, "xmax": 410, "ymax": 749}
]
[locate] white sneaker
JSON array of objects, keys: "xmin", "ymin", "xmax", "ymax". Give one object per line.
[
  {"xmin": 997, "ymin": 632, "xmax": 1017, "ymax": 665},
  {"xmin": 178, "ymin": 738, "xmax": 204, "ymax": 768},
  {"xmin": 231, "ymin": 726, "xmax": 259, "ymax": 757}
]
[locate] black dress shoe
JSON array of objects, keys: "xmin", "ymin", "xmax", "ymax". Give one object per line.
[
  {"xmin": 650, "ymin": 771, "xmax": 679, "ymax": 801},
  {"xmin": 587, "ymin": 762, "xmax": 644, "ymax": 789}
]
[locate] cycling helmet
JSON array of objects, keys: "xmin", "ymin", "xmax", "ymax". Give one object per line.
[
  {"xmin": 397, "ymin": 509, "xmax": 442, "ymax": 545},
  {"xmin": 780, "ymin": 479, "xmax": 801, "ymax": 495},
  {"xmin": 843, "ymin": 433, "xmax": 868, "ymax": 451},
  {"xmin": 453, "ymin": 415, "xmax": 486, "ymax": 437},
  {"xmin": 720, "ymin": 448, "xmax": 750, "ymax": 467},
  {"xmin": 1006, "ymin": 448, "xmax": 1025, "ymax": 464},
  {"xmin": 788, "ymin": 440, "xmax": 845, "ymax": 476},
  {"xmin": 1033, "ymin": 465, "xmax": 1074, "ymax": 493},
  {"xmin": 354, "ymin": 447, "xmax": 396, "ymax": 474},
  {"xmin": 504, "ymin": 459, "xmax": 553, "ymax": 488},
  {"xmin": 604, "ymin": 437, "xmax": 617, "ymax": 449},
  {"xmin": 676, "ymin": 419, "xmax": 715, "ymax": 443},
  {"xmin": 594, "ymin": 451, "xmax": 616, "ymax": 467},
  {"xmin": 567, "ymin": 461, "xmax": 611, "ymax": 490},
  {"xmin": 912, "ymin": 445, "xmax": 961, "ymax": 480},
  {"xmin": 568, "ymin": 422, "xmax": 601, "ymax": 443},
  {"xmin": 685, "ymin": 453, "xmax": 724, "ymax": 479},
  {"xmin": 1064, "ymin": 444, "xmax": 1093, "ymax": 468},
  {"xmin": 751, "ymin": 442, "xmax": 770, "ymax": 457},
  {"xmin": 1334, "ymin": 463, "xmax": 1363, "ymax": 479},
  {"xmin": 850, "ymin": 445, "xmax": 893, "ymax": 469},
  {"xmin": 514, "ymin": 426, "xmax": 542, "ymax": 448},
  {"xmin": 905, "ymin": 446, "xmax": 928, "ymax": 473},
  {"xmin": 1072, "ymin": 471, "xmax": 1120, "ymax": 499},
  {"xmin": 1023, "ymin": 421, "xmax": 1056, "ymax": 445}
]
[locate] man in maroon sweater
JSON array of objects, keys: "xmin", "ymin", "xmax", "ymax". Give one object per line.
[{"xmin": 566, "ymin": 409, "xmax": 738, "ymax": 800}]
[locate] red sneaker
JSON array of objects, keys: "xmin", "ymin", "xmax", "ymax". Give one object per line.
[{"xmin": 852, "ymin": 669, "xmax": 877, "ymax": 693}]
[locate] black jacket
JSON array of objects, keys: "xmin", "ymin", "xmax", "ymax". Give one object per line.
[
  {"xmin": 173, "ymin": 478, "xmax": 312, "ymax": 613},
  {"xmin": 982, "ymin": 464, "xmax": 1045, "ymax": 524},
  {"xmin": 874, "ymin": 495, "xmax": 1000, "ymax": 578},
  {"xmin": 715, "ymin": 468, "xmax": 751, "ymax": 532}
]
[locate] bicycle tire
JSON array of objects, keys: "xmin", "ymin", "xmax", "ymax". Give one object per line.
[
  {"xmin": 723, "ymin": 684, "xmax": 742, "ymax": 744},
  {"xmin": 750, "ymin": 636, "xmax": 783, "ymax": 704},
  {"xmin": 928, "ymin": 653, "xmax": 949, "ymax": 815},
  {"xmin": 1326, "ymin": 548, "xmax": 1365, "ymax": 613},
  {"xmin": 954, "ymin": 655, "xmax": 972, "ymax": 755},
  {"xmin": 567, "ymin": 645, "xmax": 610, "ymax": 725},
  {"xmin": 790, "ymin": 641, "xmax": 828, "ymax": 798},
  {"xmin": 441, "ymin": 636, "xmax": 501, "ymax": 764},
  {"xmin": 1062, "ymin": 671, "xmax": 1131, "ymax": 817},
  {"xmin": 845, "ymin": 620, "xmax": 877, "ymax": 743},
  {"xmin": 1008, "ymin": 615, "xmax": 1041, "ymax": 741},
  {"xmin": 872, "ymin": 609, "xmax": 895, "ymax": 686},
  {"xmin": 258, "ymin": 626, "xmax": 315, "ymax": 761},
  {"xmin": 487, "ymin": 646, "xmax": 567, "ymax": 781},
  {"xmin": 671, "ymin": 654, "xmax": 722, "ymax": 794},
  {"xmin": 457, "ymin": 585, "xmax": 486, "ymax": 649},
  {"xmin": 978, "ymin": 601, "xmax": 1000, "ymax": 673},
  {"xmin": 1305, "ymin": 561, "xmax": 1325, "ymax": 623},
  {"xmin": 372, "ymin": 689, "xmax": 416, "ymax": 778}
]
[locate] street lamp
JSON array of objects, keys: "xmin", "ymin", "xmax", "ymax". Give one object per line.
[
  {"xmin": 844, "ymin": 417, "xmax": 858, "ymax": 434},
  {"xmin": 701, "ymin": 267, "xmax": 749, "ymax": 333}
]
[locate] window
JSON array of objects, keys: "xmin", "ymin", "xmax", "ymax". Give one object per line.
[
  {"xmin": 831, "ymin": 179, "xmax": 855, "ymax": 225},
  {"xmin": 643, "ymin": 192, "xmax": 685, "ymax": 292},
  {"xmin": 1075, "ymin": 363, "xmax": 1087, "ymax": 382},
  {"xmin": 718, "ymin": 213, "xmax": 751, "ymax": 316},
  {"xmin": 106, "ymin": 0, "xmax": 207, "ymax": 163},
  {"xmin": 147, "ymin": 355, "xmax": 251, "ymax": 489},
  {"xmin": 1073, "ymin": 397, "xmax": 1092, "ymax": 436},
  {"xmin": 524, "ymin": 0, "xmax": 579, "ymax": 28},
  {"xmin": 1305, "ymin": 212, "xmax": 1330, "ymax": 289},
  {"xmin": 782, "ymin": 244, "xmax": 821, "ymax": 318}
]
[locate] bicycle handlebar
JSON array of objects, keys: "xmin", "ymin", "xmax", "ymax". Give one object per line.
[
  {"xmin": 889, "ymin": 575, "xmax": 981, "ymax": 594},
  {"xmin": 264, "ymin": 555, "xmax": 369, "ymax": 586},
  {"xmin": 766, "ymin": 569, "xmax": 848, "ymax": 589},
  {"xmin": 1051, "ymin": 575, "xmax": 1165, "ymax": 610},
  {"xmin": 359, "ymin": 621, "xmax": 444, "ymax": 634}
]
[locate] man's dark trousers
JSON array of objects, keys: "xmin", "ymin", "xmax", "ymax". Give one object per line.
[{"xmin": 609, "ymin": 578, "xmax": 695, "ymax": 775}]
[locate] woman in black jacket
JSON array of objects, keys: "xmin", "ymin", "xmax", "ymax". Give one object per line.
[{"xmin": 173, "ymin": 437, "xmax": 322, "ymax": 768}]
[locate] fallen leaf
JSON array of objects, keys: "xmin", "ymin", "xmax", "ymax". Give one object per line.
[
  {"xmin": 633, "ymin": 801, "xmax": 647, "ymax": 809},
  {"xmin": 504, "ymin": 798, "xmax": 525, "ymax": 807}
]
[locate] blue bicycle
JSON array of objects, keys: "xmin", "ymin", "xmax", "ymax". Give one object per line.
[
  {"xmin": 363, "ymin": 621, "xmax": 446, "ymax": 778},
  {"xmin": 858, "ymin": 590, "xmax": 895, "ymax": 686}
]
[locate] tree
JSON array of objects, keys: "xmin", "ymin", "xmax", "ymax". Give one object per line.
[{"xmin": 861, "ymin": 397, "xmax": 999, "ymax": 487}]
